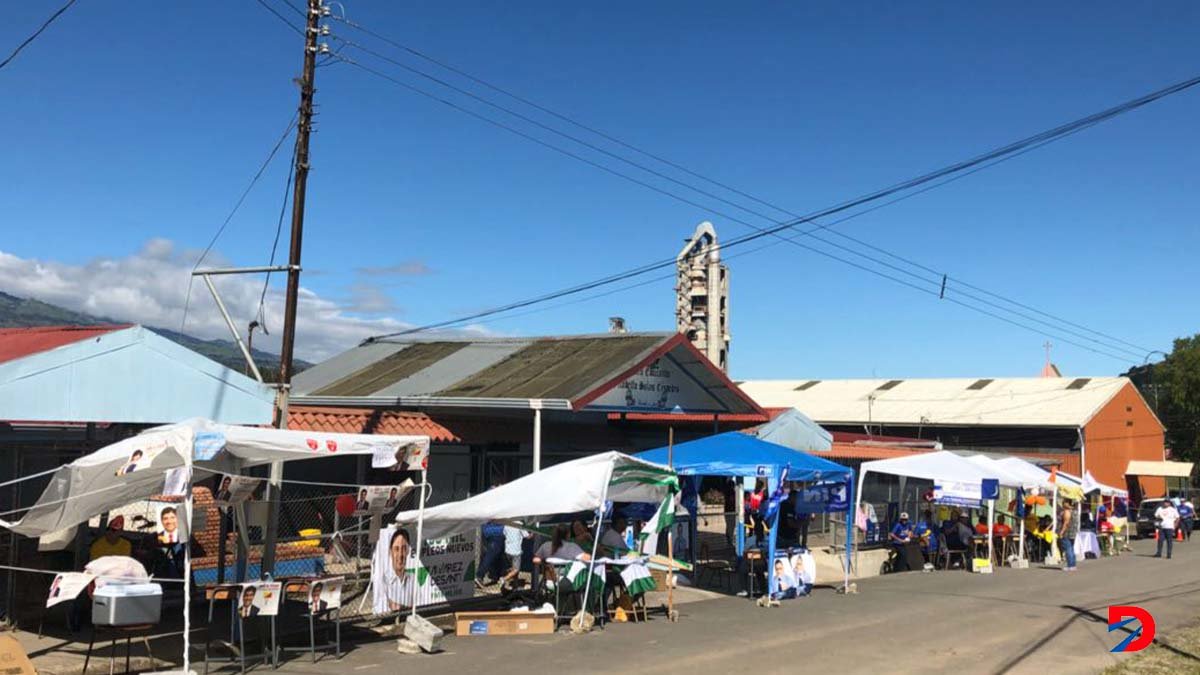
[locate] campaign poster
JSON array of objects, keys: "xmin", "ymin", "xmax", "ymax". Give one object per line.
[
  {"xmin": 213, "ymin": 474, "xmax": 263, "ymax": 507},
  {"xmin": 796, "ymin": 481, "xmax": 850, "ymax": 514},
  {"xmin": 371, "ymin": 527, "xmax": 475, "ymax": 614},
  {"xmin": 46, "ymin": 572, "xmax": 94, "ymax": 608},
  {"xmin": 770, "ymin": 551, "xmax": 798, "ymax": 596},
  {"xmin": 307, "ymin": 577, "xmax": 343, "ymax": 614},
  {"xmin": 934, "ymin": 480, "xmax": 982, "ymax": 508},
  {"xmin": 353, "ymin": 482, "xmax": 413, "ymax": 516},
  {"xmin": 371, "ymin": 440, "xmax": 428, "ymax": 472},
  {"xmin": 113, "ymin": 438, "xmax": 172, "ymax": 477},
  {"xmin": 152, "ymin": 501, "xmax": 188, "ymax": 545},
  {"xmin": 237, "ymin": 582, "xmax": 282, "ymax": 619}
]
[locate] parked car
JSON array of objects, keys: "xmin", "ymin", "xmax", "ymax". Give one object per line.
[{"xmin": 1134, "ymin": 498, "xmax": 1167, "ymax": 539}]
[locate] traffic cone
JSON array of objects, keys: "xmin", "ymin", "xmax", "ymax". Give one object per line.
[
  {"xmin": 1153, "ymin": 529, "xmax": 1158, "ymax": 540},
  {"xmin": 1177, "ymin": 528, "xmax": 1184, "ymax": 542}
]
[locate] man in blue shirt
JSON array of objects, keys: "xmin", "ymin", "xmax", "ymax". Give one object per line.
[
  {"xmin": 915, "ymin": 510, "xmax": 939, "ymax": 561},
  {"xmin": 889, "ymin": 512, "xmax": 915, "ymax": 572}
]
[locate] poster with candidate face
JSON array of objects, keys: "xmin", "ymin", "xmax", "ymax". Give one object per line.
[
  {"xmin": 237, "ymin": 582, "xmax": 281, "ymax": 619},
  {"xmin": 370, "ymin": 527, "xmax": 475, "ymax": 615},
  {"xmin": 307, "ymin": 577, "xmax": 343, "ymax": 614},
  {"xmin": 212, "ymin": 474, "xmax": 263, "ymax": 507},
  {"xmin": 152, "ymin": 502, "xmax": 188, "ymax": 545},
  {"xmin": 114, "ymin": 438, "xmax": 172, "ymax": 477},
  {"xmin": 371, "ymin": 440, "xmax": 429, "ymax": 472},
  {"xmin": 353, "ymin": 481, "xmax": 414, "ymax": 516},
  {"xmin": 45, "ymin": 572, "xmax": 94, "ymax": 608}
]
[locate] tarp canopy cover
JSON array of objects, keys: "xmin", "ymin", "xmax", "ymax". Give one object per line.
[
  {"xmin": 395, "ymin": 451, "xmax": 677, "ymax": 540},
  {"xmin": 993, "ymin": 457, "xmax": 1058, "ymax": 491},
  {"xmin": 965, "ymin": 455, "xmax": 1037, "ymax": 489},
  {"xmin": 0, "ymin": 418, "xmax": 431, "ymax": 537},
  {"xmin": 859, "ymin": 450, "xmax": 1001, "ymax": 485},
  {"xmin": 751, "ymin": 408, "xmax": 833, "ymax": 453},
  {"xmin": 634, "ymin": 431, "xmax": 850, "ymax": 481},
  {"xmin": 1125, "ymin": 460, "xmax": 1195, "ymax": 479}
]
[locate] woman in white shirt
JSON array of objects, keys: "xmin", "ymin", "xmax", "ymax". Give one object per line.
[{"xmin": 533, "ymin": 524, "xmax": 590, "ymax": 615}]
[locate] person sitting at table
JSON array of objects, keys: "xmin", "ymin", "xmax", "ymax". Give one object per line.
[
  {"xmin": 571, "ymin": 519, "xmax": 595, "ymax": 549},
  {"xmin": 949, "ymin": 514, "xmax": 974, "ymax": 551},
  {"xmin": 993, "ymin": 514, "xmax": 1013, "ymax": 538},
  {"xmin": 89, "ymin": 516, "xmax": 132, "ymax": 561},
  {"xmin": 974, "ymin": 515, "xmax": 990, "ymax": 535},
  {"xmin": 915, "ymin": 510, "xmax": 939, "ymax": 561},
  {"xmin": 599, "ymin": 515, "xmax": 628, "ymax": 553},
  {"xmin": 533, "ymin": 525, "xmax": 590, "ymax": 614}
]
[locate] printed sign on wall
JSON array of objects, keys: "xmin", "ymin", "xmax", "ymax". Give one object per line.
[{"xmin": 583, "ymin": 354, "xmax": 730, "ymax": 413}]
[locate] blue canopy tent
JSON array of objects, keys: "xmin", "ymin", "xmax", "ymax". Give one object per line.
[{"xmin": 635, "ymin": 432, "xmax": 855, "ymax": 595}]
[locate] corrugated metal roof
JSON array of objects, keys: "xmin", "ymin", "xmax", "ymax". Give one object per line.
[
  {"xmin": 296, "ymin": 333, "xmax": 664, "ymax": 400},
  {"xmin": 739, "ymin": 377, "xmax": 1132, "ymax": 428},
  {"xmin": 0, "ymin": 325, "xmax": 130, "ymax": 364}
]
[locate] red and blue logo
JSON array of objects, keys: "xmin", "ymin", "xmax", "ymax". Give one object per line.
[{"xmin": 1108, "ymin": 606, "xmax": 1155, "ymax": 653}]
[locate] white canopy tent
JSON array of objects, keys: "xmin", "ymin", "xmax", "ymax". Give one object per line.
[
  {"xmin": 0, "ymin": 418, "xmax": 431, "ymax": 674},
  {"xmin": 396, "ymin": 451, "xmax": 677, "ymax": 626},
  {"xmin": 396, "ymin": 451, "xmax": 677, "ymax": 540},
  {"xmin": 857, "ymin": 451, "xmax": 1004, "ymax": 566}
]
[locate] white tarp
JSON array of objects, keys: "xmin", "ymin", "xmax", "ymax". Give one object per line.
[
  {"xmin": 964, "ymin": 455, "xmax": 1028, "ymax": 488},
  {"xmin": 992, "ymin": 457, "xmax": 1058, "ymax": 491},
  {"xmin": 859, "ymin": 450, "xmax": 1001, "ymax": 486},
  {"xmin": 395, "ymin": 451, "xmax": 677, "ymax": 541},
  {"xmin": 1062, "ymin": 469, "xmax": 1128, "ymax": 497},
  {"xmin": 0, "ymin": 417, "xmax": 431, "ymax": 537}
]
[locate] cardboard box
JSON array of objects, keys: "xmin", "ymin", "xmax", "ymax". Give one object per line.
[{"xmin": 454, "ymin": 611, "xmax": 555, "ymax": 636}]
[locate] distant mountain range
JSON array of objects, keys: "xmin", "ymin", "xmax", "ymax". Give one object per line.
[{"xmin": 0, "ymin": 291, "xmax": 309, "ymax": 376}]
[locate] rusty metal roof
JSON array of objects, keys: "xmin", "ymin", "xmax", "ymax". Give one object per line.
[
  {"xmin": 293, "ymin": 332, "xmax": 763, "ymax": 415},
  {"xmin": 0, "ymin": 325, "xmax": 130, "ymax": 365}
]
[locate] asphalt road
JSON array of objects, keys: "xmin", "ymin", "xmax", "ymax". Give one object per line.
[{"xmin": 233, "ymin": 537, "xmax": 1200, "ymax": 675}]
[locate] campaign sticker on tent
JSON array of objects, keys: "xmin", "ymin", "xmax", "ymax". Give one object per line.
[
  {"xmin": 46, "ymin": 572, "xmax": 95, "ymax": 608},
  {"xmin": 192, "ymin": 431, "xmax": 226, "ymax": 461},
  {"xmin": 237, "ymin": 582, "xmax": 281, "ymax": 618},
  {"xmin": 353, "ymin": 482, "xmax": 413, "ymax": 516},
  {"xmin": 306, "ymin": 577, "xmax": 343, "ymax": 613},
  {"xmin": 934, "ymin": 480, "xmax": 982, "ymax": 507},
  {"xmin": 371, "ymin": 441, "xmax": 427, "ymax": 471},
  {"xmin": 213, "ymin": 474, "xmax": 264, "ymax": 507},
  {"xmin": 162, "ymin": 467, "xmax": 192, "ymax": 497}
]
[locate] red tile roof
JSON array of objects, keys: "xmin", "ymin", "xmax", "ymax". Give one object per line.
[
  {"xmin": 0, "ymin": 325, "xmax": 130, "ymax": 365},
  {"xmin": 821, "ymin": 442, "xmax": 932, "ymax": 460},
  {"xmin": 288, "ymin": 406, "xmax": 459, "ymax": 443}
]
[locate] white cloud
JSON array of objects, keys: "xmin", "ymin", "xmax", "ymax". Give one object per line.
[{"xmin": 0, "ymin": 240, "xmax": 464, "ymax": 362}]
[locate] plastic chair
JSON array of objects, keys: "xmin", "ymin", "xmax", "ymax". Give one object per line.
[{"xmin": 937, "ymin": 532, "xmax": 968, "ymax": 571}]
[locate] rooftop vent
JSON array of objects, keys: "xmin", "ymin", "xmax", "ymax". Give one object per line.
[
  {"xmin": 1065, "ymin": 377, "xmax": 1091, "ymax": 390},
  {"xmin": 875, "ymin": 379, "xmax": 903, "ymax": 391},
  {"xmin": 967, "ymin": 378, "xmax": 994, "ymax": 390},
  {"xmin": 793, "ymin": 380, "xmax": 821, "ymax": 391}
]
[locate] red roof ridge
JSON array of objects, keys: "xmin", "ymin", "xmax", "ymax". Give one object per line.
[{"xmin": 0, "ymin": 324, "xmax": 132, "ymax": 365}]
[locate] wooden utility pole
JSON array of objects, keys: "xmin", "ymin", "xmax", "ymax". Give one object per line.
[{"xmin": 262, "ymin": 0, "xmax": 321, "ymax": 575}]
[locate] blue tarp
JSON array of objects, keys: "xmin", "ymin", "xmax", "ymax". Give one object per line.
[
  {"xmin": 634, "ymin": 432, "xmax": 854, "ymax": 596},
  {"xmin": 635, "ymin": 431, "xmax": 849, "ymax": 482}
]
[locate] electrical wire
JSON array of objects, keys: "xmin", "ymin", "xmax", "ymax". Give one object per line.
[
  {"xmin": 180, "ymin": 114, "xmax": 298, "ymax": 331},
  {"xmin": 253, "ymin": 0, "xmax": 305, "ymax": 37},
  {"xmin": 329, "ymin": 15, "xmax": 1165, "ymax": 356},
  {"xmin": 332, "ymin": 49, "xmax": 1193, "ymax": 360},
  {"xmin": 256, "ymin": 135, "xmax": 299, "ymax": 332},
  {"xmin": 0, "ymin": 0, "xmax": 78, "ymax": 71}
]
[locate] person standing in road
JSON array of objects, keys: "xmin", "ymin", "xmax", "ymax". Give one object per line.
[
  {"xmin": 1058, "ymin": 499, "xmax": 1078, "ymax": 572},
  {"xmin": 1178, "ymin": 498, "xmax": 1195, "ymax": 541},
  {"xmin": 1154, "ymin": 499, "xmax": 1180, "ymax": 559}
]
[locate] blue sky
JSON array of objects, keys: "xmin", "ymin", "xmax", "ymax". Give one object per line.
[{"xmin": 1, "ymin": 1, "xmax": 1196, "ymax": 374}]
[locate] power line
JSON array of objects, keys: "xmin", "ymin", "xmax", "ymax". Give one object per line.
[
  {"xmin": 0, "ymin": 0, "xmax": 79, "ymax": 71},
  {"xmin": 180, "ymin": 113, "xmax": 298, "ymax": 330},
  {"xmin": 330, "ymin": 16, "xmax": 1165, "ymax": 356},
  {"xmin": 252, "ymin": 0, "xmax": 305, "ymax": 37},
  {"xmin": 334, "ymin": 45, "xmax": 1196, "ymax": 358},
  {"xmin": 256, "ymin": 134, "xmax": 299, "ymax": 332}
]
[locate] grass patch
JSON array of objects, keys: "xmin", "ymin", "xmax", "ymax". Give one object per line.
[{"xmin": 1105, "ymin": 619, "xmax": 1200, "ymax": 674}]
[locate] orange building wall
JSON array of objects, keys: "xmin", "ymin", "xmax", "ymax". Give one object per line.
[{"xmin": 1083, "ymin": 382, "xmax": 1166, "ymax": 496}]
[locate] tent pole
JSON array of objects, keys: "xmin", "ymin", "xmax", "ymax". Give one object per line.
[
  {"xmin": 667, "ymin": 427, "xmax": 675, "ymax": 620},
  {"xmin": 580, "ymin": 467, "xmax": 610, "ymax": 627},
  {"xmin": 411, "ymin": 468, "xmax": 428, "ymax": 618},
  {"xmin": 844, "ymin": 473, "xmax": 853, "ymax": 592},
  {"xmin": 532, "ymin": 405, "xmax": 542, "ymax": 473},
  {"xmin": 987, "ymin": 499, "xmax": 995, "ymax": 568},
  {"xmin": 183, "ymin": 454, "xmax": 193, "ymax": 675},
  {"xmin": 1050, "ymin": 488, "xmax": 1058, "ymax": 566}
]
